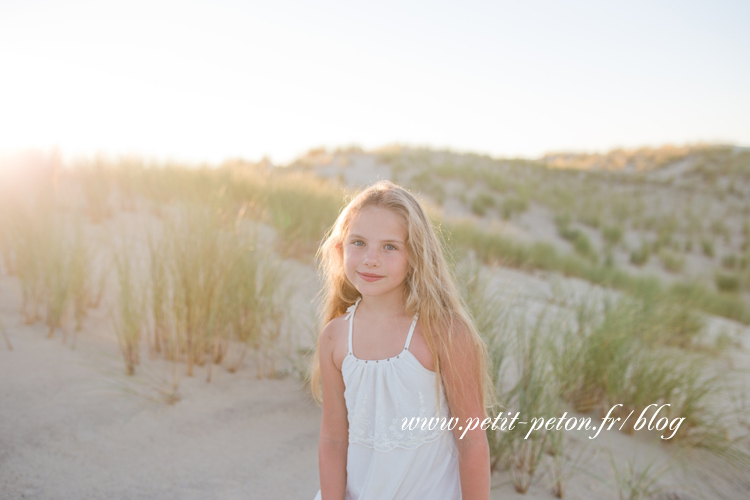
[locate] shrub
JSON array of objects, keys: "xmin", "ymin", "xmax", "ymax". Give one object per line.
[
  {"xmin": 501, "ymin": 196, "xmax": 529, "ymax": 219},
  {"xmin": 714, "ymin": 272, "xmax": 740, "ymax": 293},
  {"xmin": 720, "ymin": 254, "xmax": 743, "ymax": 269},
  {"xmin": 602, "ymin": 225, "xmax": 623, "ymax": 247},
  {"xmin": 580, "ymin": 212, "xmax": 600, "ymax": 229},
  {"xmin": 659, "ymin": 249, "xmax": 685, "ymax": 273},
  {"xmin": 630, "ymin": 244, "xmax": 651, "ymax": 266},
  {"xmin": 471, "ymin": 192, "xmax": 496, "ymax": 216},
  {"xmin": 558, "ymin": 226, "xmax": 595, "ymax": 260}
]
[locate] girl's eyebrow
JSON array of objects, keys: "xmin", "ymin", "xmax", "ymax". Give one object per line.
[{"xmin": 348, "ymin": 233, "xmax": 405, "ymax": 245}]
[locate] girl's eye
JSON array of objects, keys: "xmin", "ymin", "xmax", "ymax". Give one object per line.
[
  {"xmin": 352, "ymin": 240, "xmax": 364, "ymax": 246},
  {"xmin": 385, "ymin": 244, "xmax": 397, "ymax": 251}
]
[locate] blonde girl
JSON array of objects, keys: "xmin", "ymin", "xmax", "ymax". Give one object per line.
[{"xmin": 311, "ymin": 180, "xmax": 493, "ymax": 500}]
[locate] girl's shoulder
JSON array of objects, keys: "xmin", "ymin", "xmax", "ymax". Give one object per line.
[
  {"xmin": 323, "ymin": 312, "xmax": 349, "ymax": 332},
  {"xmin": 320, "ymin": 313, "xmax": 351, "ymax": 370},
  {"xmin": 320, "ymin": 313, "xmax": 350, "ymax": 350}
]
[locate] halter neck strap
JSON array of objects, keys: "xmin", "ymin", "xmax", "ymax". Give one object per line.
[
  {"xmin": 345, "ymin": 297, "xmax": 361, "ymax": 355},
  {"xmin": 404, "ymin": 314, "xmax": 419, "ymax": 350}
]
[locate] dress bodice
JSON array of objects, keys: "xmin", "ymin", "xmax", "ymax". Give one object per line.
[{"xmin": 341, "ymin": 298, "xmax": 452, "ymax": 452}]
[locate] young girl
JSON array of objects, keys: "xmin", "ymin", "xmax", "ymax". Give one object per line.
[{"xmin": 311, "ymin": 180, "xmax": 493, "ymax": 500}]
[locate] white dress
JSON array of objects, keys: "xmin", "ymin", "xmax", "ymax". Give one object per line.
[{"xmin": 315, "ymin": 298, "xmax": 462, "ymax": 500}]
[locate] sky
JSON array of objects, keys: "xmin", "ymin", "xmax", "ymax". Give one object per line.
[{"xmin": 1, "ymin": 0, "xmax": 748, "ymax": 165}]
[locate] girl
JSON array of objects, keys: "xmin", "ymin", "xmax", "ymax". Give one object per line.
[{"xmin": 311, "ymin": 180, "xmax": 493, "ymax": 500}]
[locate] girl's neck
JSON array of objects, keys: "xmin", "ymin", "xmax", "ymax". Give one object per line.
[{"xmin": 357, "ymin": 291, "xmax": 407, "ymax": 319}]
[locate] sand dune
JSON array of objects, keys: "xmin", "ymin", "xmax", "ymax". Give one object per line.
[{"xmin": 2, "ymin": 148, "xmax": 750, "ymax": 499}]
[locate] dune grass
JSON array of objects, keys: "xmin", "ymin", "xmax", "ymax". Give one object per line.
[
  {"xmin": 715, "ymin": 272, "xmax": 740, "ymax": 293},
  {"xmin": 2, "ymin": 190, "xmax": 97, "ymax": 339},
  {"xmin": 147, "ymin": 232, "xmax": 171, "ymax": 360},
  {"xmin": 0, "ymin": 160, "xmax": 303, "ymax": 379},
  {"xmin": 138, "ymin": 205, "xmax": 292, "ymax": 380},
  {"xmin": 501, "ymin": 196, "xmax": 529, "ymax": 220},
  {"xmin": 68, "ymin": 222, "xmax": 90, "ymax": 337},
  {"xmin": 659, "ymin": 249, "xmax": 685, "ymax": 273},
  {"xmin": 42, "ymin": 221, "xmax": 72, "ymax": 338},
  {"xmin": 454, "ymin": 257, "xmax": 749, "ymax": 495},
  {"xmin": 457, "ymin": 259, "xmax": 564, "ymax": 492},
  {"xmin": 215, "ymin": 228, "xmax": 289, "ymax": 377},
  {"xmin": 444, "ymin": 217, "xmax": 750, "ymax": 325},
  {"xmin": 113, "ymin": 246, "xmax": 144, "ymax": 375},
  {"xmin": 10, "ymin": 200, "xmax": 50, "ymax": 325},
  {"xmin": 605, "ymin": 451, "xmax": 674, "ymax": 500},
  {"xmin": 70, "ymin": 154, "xmax": 749, "ymax": 325},
  {"xmin": 551, "ymin": 291, "xmax": 726, "ymax": 444},
  {"xmin": 0, "ymin": 159, "xmax": 298, "ymax": 379},
  {"xmin": 471, "ymin": 191, "xmax": 495, "ymax": 216}
]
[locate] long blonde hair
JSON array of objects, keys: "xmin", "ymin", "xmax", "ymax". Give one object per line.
[{"xmin": 310, "ymin": 180, "xmax": 493, "ymax": 415}]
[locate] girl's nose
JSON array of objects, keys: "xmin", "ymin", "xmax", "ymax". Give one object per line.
[{"xmin": 363, "ymin": 248, "xmax": 380, "ymax": 266}]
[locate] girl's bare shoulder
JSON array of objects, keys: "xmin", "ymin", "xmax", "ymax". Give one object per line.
[{"xmin": 319, "ymin": 314, "xmax": 350, "ymax": 358}]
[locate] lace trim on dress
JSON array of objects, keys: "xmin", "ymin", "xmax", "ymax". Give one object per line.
[{"xmin": 348, "ymin": 390, "xmax": 450, "ymax": 452}]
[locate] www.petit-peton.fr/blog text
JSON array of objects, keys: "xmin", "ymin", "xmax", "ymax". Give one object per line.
[{"xmin": 402, "ymin": 403, "xmax": 685, "ymax": 440}]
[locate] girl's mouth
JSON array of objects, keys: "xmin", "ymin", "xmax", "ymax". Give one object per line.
[{"xmin": 358, "ymin": 272, "xmax": 384, "ymax": 282}]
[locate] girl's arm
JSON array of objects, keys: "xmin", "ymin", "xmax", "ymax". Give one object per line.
[
  {"xmin": 318, "ymin": 320, "xmax": 349, "ymax": 500},
  {"xmin": 442, "ymin": 325, "xmax": 491, "ymax": 500}
]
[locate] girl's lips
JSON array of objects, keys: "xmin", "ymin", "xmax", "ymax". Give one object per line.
[{"xmin": 358, "ymin": 272, "xmax": 384, "ymax": 282}]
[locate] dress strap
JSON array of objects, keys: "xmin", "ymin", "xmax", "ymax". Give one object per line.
[
  {"xmin": 344, "ymin": 297, "xmax": 361, "ymax": 355},
  {"xmin": 404, "ymin": 313, "xmax": 419, "ymax": 350}
]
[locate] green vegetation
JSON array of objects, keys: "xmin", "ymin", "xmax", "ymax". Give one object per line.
[
  {"xmin": 138, "ymin": 205, "xmax": 290, "ymax": 380},
  {"xmin": 715, "ymin": 272, "xmax": 740, "ymax": 293},
  {"xmin": 558, "ymin": 225, "xmax": 596, "ymax": 260},
  {"xmin": 456, "ymin": 260, "xmax": 748, "ymax": 497},
  {"xmin": 606, "ymin": 452, "xmax": 673, "ymax": 500},
  {"xmin": 602, "ymin": 225, "xmax": 623, "ymax": 247},
  {"xmin": 659, "ymin": 249, "xmax": 685, "ymax": 273},
  {"xmin": 0, "ymin": 178, "xmax": 98, "ymax": 340},
  {"xmin": 501, "ymin": 195, "xmax": 529, "ymax": 219},
  {"xmin": 701, "ymin": 238, "xmax": 715, "ymax": 258},
  {"xmin": 470, "ymin": 192, "xmax": 495, "ymax": 216},
  {"xmin": 113, "ymin": 246, "xmax": 144, "ymax": 376}
]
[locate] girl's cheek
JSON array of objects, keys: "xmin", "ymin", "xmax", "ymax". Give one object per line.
[{"xmin": 344, "ymin": 247, "xmax": 360, "ymax": 264}]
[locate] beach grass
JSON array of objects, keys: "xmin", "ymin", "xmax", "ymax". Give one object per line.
[
  {"xmin": 138, "ymin": 204, "xmax": 292, "ymax": 380},
  {"xmin": 606, "ymin": 451, "xmax": 674, "ymax": 500},
  {"xmin": 453, "ymin": 256, "xmax": 748, "ymax": 494},
  {"xmin": 113, "ymin": 245, "xmax": 144, "ymax": 376}
]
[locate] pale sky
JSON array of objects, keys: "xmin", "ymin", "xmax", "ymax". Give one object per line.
[{"xmin": 1, "ymin": 0, "xmax": 748, "ymax": 164}]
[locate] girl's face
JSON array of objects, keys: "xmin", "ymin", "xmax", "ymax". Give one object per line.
[{"xmin": 343, "ymin": 206, "xmax": 410, "ymax": 301}]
